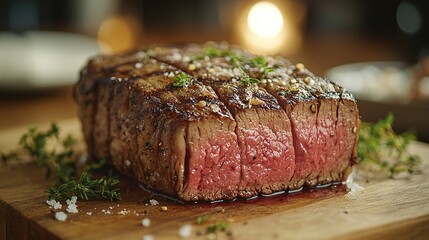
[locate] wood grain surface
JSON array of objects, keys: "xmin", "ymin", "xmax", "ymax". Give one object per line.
[{"xmin": 1, "ymin": 119, "xmax": 428, "ymax": 240}]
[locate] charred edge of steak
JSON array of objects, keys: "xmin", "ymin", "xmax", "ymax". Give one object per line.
[{"xmin": 74, "ymin": 68, "xmax": 100, "ymax": 159}]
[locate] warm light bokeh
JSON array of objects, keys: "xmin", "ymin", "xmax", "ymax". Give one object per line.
[
  {"xmin": 247, "ymin": 2, "xmax": 284, "ymax": 39},
  {"xmin": 97, "ymin": 15, "xmax": 140, "ymax": 54},
  {"xmin": 236, "ymin": 0, "xmax": 305, "ymax": 55}
]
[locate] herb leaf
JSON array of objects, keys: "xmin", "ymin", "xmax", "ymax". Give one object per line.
[
  {"xmin": 173, "ymin": 72, "xmax": 193, "ymax": 88},
  {"xmin": 192, "ymin": 47, "xmax": 262, "ymax": 86},
  {"xmin": 249, "ymin": 56, "xmax": 273, "ymax": 78},
  {"xmin": 196, "ymin": 215, "xmax": 209, "ymax": 224},
  {"xmin": 241, "ymin": 76, "xmax": 259, "ymax": 85},
  {"xmin": 357, "ymin": 113, "xmax": 421, "ymax": 176},
  {"xmin": 206, "ymin": 221, "xmax": 229, "ymax": 234},
  {"xmin": 47, "ymin": 171, "xmax": 121, "ymax": 201}
]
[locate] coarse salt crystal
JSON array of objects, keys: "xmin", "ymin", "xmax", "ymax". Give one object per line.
[
  {"xmin": 102, "ymin": 209, "xmax": 112, "ymax": 214},
  {"xmin": 125, "ymin": 160, "xmax": 131, "ymax": 167},
  {"xmin": 68, "ymin": 196, "xmax": 77, "ymax": 205},
  {"xmin": 174, "ymin": 53, "xmax": 182, "ymax": 61},
  {"xmin": 46, "ymin": 199, "xmax": 56, "ymax": 207},
  {"xmin": 53, "ymin": 202, "xmax": 62, "ymax": 210},
  {"xmin": 179, "ymin": 224, "xmax": 192, "ymax": 238},
  {"xmin": 135, "ymin": 63, "xmax": 143, "ymax": 68},
  {"xmin": 55, "ymin": 211, "xmax": 67, "ymax": 222},
  {"xmin": 210, "ymin": 104, "xmax": 221, "ymax": 112},
  {"xmin": 141, "ymin": 218, "xmax": 151, "ymax": 227},
  {"xmin": 168, "ymin": 72, "xmax": 175, "ymax": 78},
  {"xmin": 86, "ymin": 212, "xmax": 92, "ymax": 216},
  {"xmin": 149, "ymin": 199, "xmax": 159, "ymax": 206},
  {"xmin": 183, "ymin": 56, "xmax": 190, "ymax": 62},
  {"xmin": 66, "ymin": 204, "xmax": 78, "ymax": 213},
  {"xmin": 345, "ymin": 170, "xmax": 365, "ymax": 200},
  {"xmin": 142, "ymin": 235, "xmax": 154, "ymax": 240}
]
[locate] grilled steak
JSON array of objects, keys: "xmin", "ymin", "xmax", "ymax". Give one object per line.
[{"xmin": 74, "ymin": 42, "xmax": 359, "ymax": 201}]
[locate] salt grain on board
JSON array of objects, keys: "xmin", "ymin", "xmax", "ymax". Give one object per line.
[
  {"xmin": 66, "ymin": 196, "xmax": 78, "ymax": 213},
  {"xmin": 179, "ymin": 224, "xmax": 192, "ymax": 238},
  {"xmin": 345, "ymin": 170, "xmax": 365, "ymax": 200},
  {"xmin": 149, "ymin": 199, "xmax": 159, "ymax": 206},
  {"xmin": 141, "ymin": 218, "xmax": 151, "ymax": 227},
  {"xmin": 53, "ymin": 201, "xmax": 62, "ymax": 210},
  {"xmin": 55, "ymin": 212, "xmax": 67, "ymax": 222},
  {"xmin": 47, "ymin": 199, "xmax": 62, "ymax": 210},
  {"xmin": 66, "ymin": 204, "xmax": 78, "ymax": 213},
  {"xmin": 142, "ymin": 235, "xmax": 154, "ymax": 240}
]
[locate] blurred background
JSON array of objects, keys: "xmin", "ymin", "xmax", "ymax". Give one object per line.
[{"xmin": 0, "ymin": 0, "xmax": 428, "ymax": 141}]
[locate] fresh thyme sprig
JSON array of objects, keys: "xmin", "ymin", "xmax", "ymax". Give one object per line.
[
  {"xmin": 173, "ymin": 72, "xmax": 193, "ymax": 88},
  {"xmin": 19, "ymin": 123, "xmax": 60, "ymax": 178},
  {"xmin": 0, "ymin": 123, "xmax": 121, "ymax": 201},
  {"xmin": 357, "ymin": 113, "xmax": 420, "ymax": 176},
  {"xmin": 47, "ymin": 171, "xmax": 120, "ymax": 201}
]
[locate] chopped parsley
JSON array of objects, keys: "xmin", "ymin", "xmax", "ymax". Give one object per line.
[
  {"xmin": 173, "ymin": 72, "xmax": 193, "ymax": 88},
  {"xmin": 196, "ymin": 215, "xmax": 209, "ymax": 224},
  {"xmin": 240, "ymin": 76, "xmax": 259, "ymax": 85},
  {"xmin": 191, "ymin": 47, "xmax": 260, "ymax": 85},
  {"xmin": 206, "ymin": 220, "xmax": 229, "ymax": 234},
  {"xmin": 249, "ymin": 56, "xmax": 274, "ymax": 78}
]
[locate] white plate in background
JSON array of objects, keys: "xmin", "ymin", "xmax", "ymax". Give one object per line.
[
  {"xmin": 326, "ymin": 61, "xmax": 415, "ymax": 103},
  {"xmin": 0, "ymin": 31, "xmax": 101, "ymax": 91},
  {"xmin": 327, "ymin": 61, "xmax": 429, "ymax": 142}
]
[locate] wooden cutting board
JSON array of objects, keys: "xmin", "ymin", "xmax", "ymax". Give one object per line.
[{"xmin": 1, "ymin": 119, "xmax": 429, "ymax": 240}]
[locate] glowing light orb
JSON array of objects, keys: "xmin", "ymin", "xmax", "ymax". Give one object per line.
[{"xmin": 247, "ymin": 2, "xmax": 284, "ymax": 38}]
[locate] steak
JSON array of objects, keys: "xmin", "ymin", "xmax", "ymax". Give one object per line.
[{"xmin": 74, "ymin": 42, "xmax": 359, "ymax": 201}]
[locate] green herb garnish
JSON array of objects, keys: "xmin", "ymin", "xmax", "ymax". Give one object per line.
[
  {"xmin": 173, "ymin": 72, "xmax": 193, "ymax": 88},
  {"xmin": 1, "ymin": 123, "xmax": 121, "ymax": 201},
  {"xmin": 357, "ymin": 113, "xmax": 420, "ymax": 176},
  {"xmin": 47, "ymin": 171, "xmax": 120, "ymax": 201},
  {"xmin": 206, "ymin": 220, "xmax": 229, "ymax": 234},
  {"xmin": 192, "ymin": 47, "xmax": 260, "ymax": 85},
  {"xmin": 240, "ymin": 76, "xmax": 259, "ymax": 85},
  {"xmin": 205, "ymin": 47, "xmax": 224, "ymax": 58},
  {"xmin": 196, "ymin": 215, "xmax": 209, "ymax": 224},
  {"xmin": 249, "ymin": 56, "xmax": 273, "ymax": 78}
]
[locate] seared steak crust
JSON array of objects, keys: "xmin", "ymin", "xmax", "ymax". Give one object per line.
[{"xmin": 74, "ymin": 42, "xmax": 359, "ymax": 201}]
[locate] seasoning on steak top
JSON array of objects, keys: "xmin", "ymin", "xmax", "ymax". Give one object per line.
[{"xmin": 74, "ymin": 42, "xmax": 360, "ymax": 201}]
